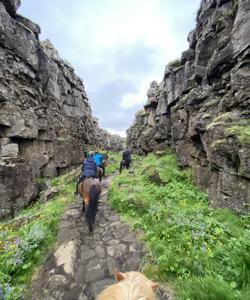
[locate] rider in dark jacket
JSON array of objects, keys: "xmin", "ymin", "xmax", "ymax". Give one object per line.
[
  {"xmin": 122, "ymin": 149, "xmax": 131, "ymax": 168},
  {"xmin": 75, "ymin": 153, "xmax": 97, "ymax": 195},
  {"xmin": 81, "ymin": 155, "xmax": 97, "ymax": 178}
]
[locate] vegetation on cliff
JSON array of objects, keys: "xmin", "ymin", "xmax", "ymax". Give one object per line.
[{"xmin": 108, "ymin": 152, "xmax": 250, "ymax": 300}]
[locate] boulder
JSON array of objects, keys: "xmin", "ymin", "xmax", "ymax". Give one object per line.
[
  {"xmin": 1, "ymin": 143, "xmax": 19, "ymax": 157},
  {"xmin": 146, "ymin": 168, "xmax": 165, "ymax": 185},
  {"xmin": 0, "ymin": 158, "xmax": 37, "ymax": 219},
  {"xmin": 209, "ymin": 170, "xmax": 250, "ymax": 213}
]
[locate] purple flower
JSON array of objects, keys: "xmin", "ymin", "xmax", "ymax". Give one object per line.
[
  {"xmin": 5, "ymin": 284, "xmax": 11, "ymax": 295},
  {"xmin": 15, "ymin": 238, "xmax": 21, "ymax": 246},
  {"xmin": 15, "ymin": 258, "xmax": 23, "ymax": 265},
  {"xmin": 0, "ymin": 287, "xmax": 4, "ymax": 300}
]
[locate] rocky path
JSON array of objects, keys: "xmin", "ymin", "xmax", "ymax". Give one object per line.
[{"xmin": 27, "ymin": 176, "xmax": 170, "ymax": 300}]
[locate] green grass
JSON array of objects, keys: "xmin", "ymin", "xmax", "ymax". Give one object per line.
[
  {"xmin": 108, "ymin": 152, "xmax": 250, "ymax": 300},
  {"xmin": 105, "ymin": 151, "xmax": 123, "ymax": 176},
  {"xmin": 0, "ymin": 171, "xmax": 78, "ymax": 300}
]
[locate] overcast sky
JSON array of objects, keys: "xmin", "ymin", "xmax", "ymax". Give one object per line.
[{"xmin": 19, "ymin": 0, "xmax": 200, "ymax": 137}]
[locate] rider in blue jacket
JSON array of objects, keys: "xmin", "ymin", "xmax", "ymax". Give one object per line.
[{"xmin": 93, "ymin": 150, "xmax": 103, "ymax": 167}]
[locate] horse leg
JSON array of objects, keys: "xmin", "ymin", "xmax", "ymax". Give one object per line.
[
  {"xmin": 82, "ymin": 200, "xmax": 85, "ymax": 212},
  {"xmin": 84, "ymin": 204, "xmax": 93, "ymax": 232},
  {"xmin": 93, "ymin": 194, "xmax": 99, "ymax": 224},
  {"xmin": 75, "ymin": 179, "xmax": 80, "ymax": 195},
  {"xmin": 99, "ymin": 167, "xmax": 103, "ymax": 182}
]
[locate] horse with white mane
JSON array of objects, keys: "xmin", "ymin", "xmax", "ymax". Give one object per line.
[{"xmin": 96, "ymin": 270, "xmax": 159, "ymax": 300}]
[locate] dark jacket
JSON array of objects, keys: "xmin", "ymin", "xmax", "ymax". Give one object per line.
[
  {"xmin": 122, "ymin": 150, "xmax": 131, "ymax": 162},
  {"xmin": 82, "ymin": 157, "xmax": 97, "ymax": 178}
]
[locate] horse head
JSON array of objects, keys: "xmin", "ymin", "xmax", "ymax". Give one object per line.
[{"xmin": 96, "ymin": 270, "xmax": 159, "ymax": 299}]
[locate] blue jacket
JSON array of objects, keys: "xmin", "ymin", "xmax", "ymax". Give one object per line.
[
  {"xmin": 81, "ymin": 157, "xmax": 97, "ymax": 177},
  {"xmin": 93, "ymin": 153, "xmax": 103, "ymax": 166}
]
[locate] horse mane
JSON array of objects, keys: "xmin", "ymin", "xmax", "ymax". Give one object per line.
[{"xmin": 96, "ymin": 271, "xmax": 158, "ymax": 300}]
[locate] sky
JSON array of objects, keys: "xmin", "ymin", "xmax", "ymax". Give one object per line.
[{"xmin": 19, "ymin": 0, "xmax": 201, "ymax": 137}]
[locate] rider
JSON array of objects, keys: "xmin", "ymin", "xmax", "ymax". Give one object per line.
[
  {"xmin": 75, "ymin": 152, "xmax": 97, "ymax": 195},
  {"xmin": 122, "ymin": 149, "xmax": 131, "ymax": 169},
  {"xmin": 93, "ymin": 150, "xmax": 103, "ymax": 167}
]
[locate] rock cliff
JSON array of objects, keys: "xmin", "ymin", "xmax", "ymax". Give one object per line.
[
  {"xmin": 0, "ymin": 0, "xmax": 123, "ymax": 218},
  {"xmin": 127, "ymin": 0, "xmax": 250, "ymax": 213}
]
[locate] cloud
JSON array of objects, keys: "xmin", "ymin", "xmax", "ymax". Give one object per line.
[
  {"xmin": 106, "ymin": 128, "xmax": 127, "ymax": 138},
  {"xmin": 19, "ymin": 0, "xmax": 201, "ymax": 136},
  {"xmin": 120, "ymin": 78, "xmax": 150, "ymax": 108},
  {"xmin": 87, "ymin": 78, "xmax": 141, "ymax": 131}
]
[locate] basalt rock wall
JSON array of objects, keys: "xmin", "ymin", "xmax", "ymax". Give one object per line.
[
  {"xmin": 0, "ymin": 0, "xmax": 121, "ymax": 218},
  {"xmin": 127, "ymin": 0, "xmax": 250, "ymax": 213}
]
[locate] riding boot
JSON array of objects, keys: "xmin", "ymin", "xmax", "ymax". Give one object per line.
[{"xmin": 74, "ymin": 182, "xmax": 79, "ymax": 195}]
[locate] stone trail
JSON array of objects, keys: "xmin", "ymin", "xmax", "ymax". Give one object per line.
[{"xmin": 27, "ymin": 176, "xmax": 170, "ymax": 300}]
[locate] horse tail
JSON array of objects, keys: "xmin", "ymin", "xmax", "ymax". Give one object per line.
[{"xmin": 86, "ymin": 185, "xmax": 99, "ymax": 232}]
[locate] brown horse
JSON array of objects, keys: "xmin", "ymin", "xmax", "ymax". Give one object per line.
[
  {"xmin": 78, "ymin": 178, "xmax": 102, "ymax": 232},
  {"xmin": 97, "ymin": 166, "xmax": 104, "ymax": 182},
  {"xmin": 100, "ymin": 153, "xmax": 108, "ymax": 177}
]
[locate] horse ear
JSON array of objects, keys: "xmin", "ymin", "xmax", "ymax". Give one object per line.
[
  {"xmin": 151, "ymin": 282, "xmax": 159, "ymax": 290},
  {"xmin": 114, "ymin": 269, "xmax": 125, "ymax": 282}
]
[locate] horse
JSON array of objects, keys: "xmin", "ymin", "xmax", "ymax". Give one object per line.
[
  {"xmin": 97, "ymin": 166, "xmax": 104, "ymax": 182},
  {"xmin": 96, "ymin": 270, "xmax": 159, "ymax": 300},
  {"xmin": 100, "ymin": 153, "xmax": 108, "ymax": 177},
  {"xmin": 119, "ymin": 159, "xmax": 131, "ymax": 174},
  {"xmin": 78, "ymin": 178, "xmax": 102, "ymax": 232}
]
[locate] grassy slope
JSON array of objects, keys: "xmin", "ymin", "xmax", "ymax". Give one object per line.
[
  {"xmin": 108, "ymin": 152, "xmax": 250, "ymax": 300},
  {"xmin": 0, "ymin": 170, "xmax": 79, "ymax": 299},
  {"xmin": 104, "ymin": 151, "xmax": 122, "ymax": 176}
]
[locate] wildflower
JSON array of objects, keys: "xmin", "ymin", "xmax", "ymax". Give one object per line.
[
  {"xmin": 202, "ymin": 244, "xmax": 207, "ymax": 252},
  {"xmin": 0, "ymin": 287, "xmax": 4, "ymax": 300},
  {"xmin": 5, "ymin": 284, "xmax": 11, "ymax": 295},
  {"xmin": 15, "ymin": 238, "xmax": 21, "ymax": 246},
  {"xmin": 15, "ymin": 257, "xmax": 23, "ymax": 265}
]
